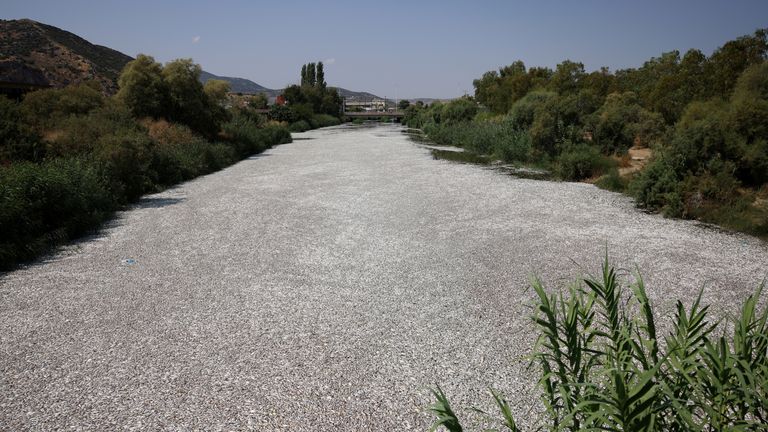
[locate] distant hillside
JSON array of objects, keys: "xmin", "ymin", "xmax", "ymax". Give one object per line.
[
  {"xmin": 201, "ymin": 71, "xmax": 382, "ymax": 101},
  {"xmin": 200, "ymin": 71, "xmax": 279, "ymax": 96},
  {"xmin": 0, "ymin": 18, "xmax": 384, "ymax": 100},
  {"xmin": 335, "ymin": 88, "xmax": 380, "ymax": 100},
  {"xmin": 0, "ymin": 19, "xmax": 133, "ymax": 93}
]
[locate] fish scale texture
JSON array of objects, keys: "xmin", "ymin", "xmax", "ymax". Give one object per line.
[{"xmin": 1, "ymin": 124, "xmax": 766, "ymax": 431}]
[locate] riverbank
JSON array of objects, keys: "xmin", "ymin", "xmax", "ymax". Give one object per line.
[{"xmin": 405, "ymin": 126, "xmax": 768, "ymax": 241}]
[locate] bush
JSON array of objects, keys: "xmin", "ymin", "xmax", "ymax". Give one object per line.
[
  {"xmin": 429, "ymin": 258, "xmax": 768, "ymax": 431},
  {"xmin": 439, "ymin": 98, "xmax": 479, "ymax": 125},
  {"xmin": 309, "ymin": 114, "xmax": 341, "ymax": 128},
  {"xmin": 555, "ymin": 144, "xmax": 614, "ymax": 181},
  {"xmin": 96, "ymin": 128, "xmax": 155, "ymax": 202},
  {"xmin": 0, "ymin": 158, "xmax": 115, "ymax": 269},
  {"xmin": 223, "ymin": 116, "xmax": 272, "ymax": 156},
  {"xmin": 595, "ymin": 168, "xmax": 629, "ymax": 192},
  {"xmin": 508, "ymin": 91, "xmax": 557, "ymax": 129},
  {"xmin": 495, "ymin": 125, "xmax": 532, "ymax": 162},
  {"xmin": 631, "ymin": 156, "xmax": 684, "ymax": 216},
  {"xmin": 288, "ymin": 120, "xmax": 311, "ymax": 132},
  {"xmin": 0, "ymin": 96, "xmax": 43, "ymax": 162},
  {"xmin": 21, "ymin": 81, "xmax": 105, "ymax": 130}
]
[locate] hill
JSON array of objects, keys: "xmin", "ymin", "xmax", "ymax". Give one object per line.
[
  {"xmin": 199, "ymin": 70, "xmax": 278, "ymax": 96},
  {"xmin": 0, "ymin": 18, "xmax": 384, "ymax": 100},
  {"xmin": 0, "ymin": 19, "xmax": 133, "ymax": 93}
]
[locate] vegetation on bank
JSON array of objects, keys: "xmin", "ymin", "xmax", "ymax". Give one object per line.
[
  {"xmin": 429, "ymin": 258, "xmax": 768, "ymax": 431},
  {"xmin": 404, "ymin": 29, "xmax": 768, "ymax": 239},
  {"xmin": 0, "ymin": 55, "xmax": 293, "ymax": 270},
  {"xmin": 277, "ymin": 61, "xmax": 343, "ymax": 132}
]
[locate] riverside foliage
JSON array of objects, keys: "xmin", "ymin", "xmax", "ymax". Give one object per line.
[
  {"xmin": 278, "ymin": 61, "xmax": 343, "ymax": 132},
  {"xmin": 429, "ymin": 258, "xmax": 768, "ymax": 431},
  {"xmin": 405, "ymin": 29, "xmax": 768, "ymax": 238},
  {"xmin": 0, "ymin": 56, "xmax": 291, "ymax": 270}
]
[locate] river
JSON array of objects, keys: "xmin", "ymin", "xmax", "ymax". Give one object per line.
[{"xmin": 1, "ymin": 124, "xmax": 766, "ymax": 430}]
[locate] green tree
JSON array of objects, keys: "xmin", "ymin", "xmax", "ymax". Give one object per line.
[
  {"xmin": 163, "ymin": 58, "xmax": 222, "ymax": 136},
  {"xmin": 116, "ymin": 54, "xmax": 168, "ymax": 119},
  {"xmin": 21, "ymin": 81, "xmax": 105, "ymax": 130},
  {"xmin": 508, "ymin": 91, "xmax": 557, "ymax": 130},
  {"xmin": 549, "ymin": 60, "xmax": 586, "ymax": 95},
  {"xmin": 307, "ymin": 63, "xmax": 316, "ymax": 87},
  {"xmin": 248, "ymin": 93, "xmax": 269, "ymax": 109},
  {"xmin": 316, "ymin": 61, "xmax": 326, "ymax": 90},
  {"xmin": 301, "ymin": 64, "xmax": 308, "ymax": 86},
  {"xmin": 203, "ymin": 79, "xmax": 231, "ymax": 107},
  {"xmin": 439, "ymin": 97, "xmax": 478, "ymax": 125},
  {"xmin": 729, "ymin": 61, "xmax": 768, "ymax": 185},
  {"xmin": 398, "ymin": 99, "xmax": 411, "ymax": 110},
  {"xmin": 706, "ymin": 28, "xmax": 768, "ymax": 98},
  {"xmin": 592, "ymin": 92, "xmax": 664, "ymax": 153},
  {"xmin": 320, "ymin": 88, "xmax": 342, "ymax": 115}
]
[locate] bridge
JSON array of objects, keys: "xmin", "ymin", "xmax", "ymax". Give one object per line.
[{"xmin": 343, "ymin": 110, "xmax": 404, "ymax": 121}]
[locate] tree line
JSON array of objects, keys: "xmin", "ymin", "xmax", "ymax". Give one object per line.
[
  {"xmin": 404, "ymin": 29, "xmax": 768, "ymax": 238},
  {"xmin": 272, "ymin": 61, "xmax": 344, "ymax": 132},
  {"xmin": 0, "ymin": 55, "xmax": 294, "ymax": 269}
]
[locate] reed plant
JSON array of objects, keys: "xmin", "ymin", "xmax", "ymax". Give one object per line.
[{"xmin": 428, "ymin": 257, "xmax": 767, "ymax": 431}]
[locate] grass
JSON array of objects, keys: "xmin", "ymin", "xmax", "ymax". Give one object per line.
[{"xmin": 428, "ymin": 257, "xmax": 768, "ymax": 431}]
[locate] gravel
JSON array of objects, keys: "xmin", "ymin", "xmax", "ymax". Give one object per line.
[{"xmin": 1, "ymin": 124, "xmax": 766, "ymax": 431}]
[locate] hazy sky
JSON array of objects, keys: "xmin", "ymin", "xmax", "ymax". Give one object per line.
[{"xmin": 4, "ymin": 0, "xmax": 768, "ymax": 98}]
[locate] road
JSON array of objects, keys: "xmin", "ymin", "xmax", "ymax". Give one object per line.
[{"xmin": 1, "ymin": 124, "xmax": 766, "ymax": 430}]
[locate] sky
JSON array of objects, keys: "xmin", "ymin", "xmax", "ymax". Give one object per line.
[{"xmin": 3, "ymin": 0, "xmax": 768, "ymax": 99}]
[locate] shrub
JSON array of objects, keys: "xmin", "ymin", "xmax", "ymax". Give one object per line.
[
  {"xmin": 0, "ymin": 158, "xmax": 115, "ymax": 269},
  {"xmin": 508, "ymin": 91, "xmax": 557, "ymax": 129},
  {"xmin": 309, "ymin": 114, "xmax": 341, "ymax": 128},
  {"xmin": 289, "ymin": 120, "xmax": 311, "ymax": 132},
  {"xmin": 0, "ymin": 96, "xmax": 43, "ymax": 162},
  {"xmin": 21, "ymin": 81, "xmax": 105, "ymax": 130},
  {"xmin": 429, "ymin": 258, "xmax": 768, "ymax": 431},
  {"xmin": 595, "ymin": 168, "xmax": 629, "ymax": 192},
  {"xmin": 268, "ymin": 105, "xmax": 296, "ymax": 123},
  {"xmin": 96, "ymin": 128, "xmax": 155, "ymax": 202},
  {"xmin": 495, "ymin": 126, "xmax": 531, "ymax": 163},
  {"xmin": 439, "ymin": 98, "xmax": 478, "ymax": 125},
  {"xmin": 630, "ymin": 155, "xmax": 684, "ymax": 216},
  {"xmin": 223, "ymin": 116, "xmax": 272, "ymax": 156},
  {"xmin": 554, "ymin": 144, "xmax": 614, "ymax": 181}
]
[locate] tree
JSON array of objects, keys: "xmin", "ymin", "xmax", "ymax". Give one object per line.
[
  {"xmin": 21, "ymin": 81, "xmax": 105, "ymax": 130},
  {"xmin": 508, "ymin": 91, "xmax": 557, "ymax": 130},
  {"xmin": 729, "ymin": 61, "xmax": 768, "ymax": 185},
  {"xmin": 706, "ymin": 28, "xmax": 768, "ymax": 98},
  {"xmin": 248, "ymin": 93, "xmax": 269, "ymax": 109},
  {"xmin": 398, "ymin": 99, "xmax": 411, "ymax": 110},
  {"xmin": 203, "ymin": 79, "xmax": 231, "ymax": 107},
  {"xmin": 320, "ymin": 88, "xmax": 343, "ymax": 115},
  {"xmin": 301, "ymin": 64, "xmax": 308, "ymax": 86},
  {"xmin": 116, "ymin": 54, "xmax": 168, "ymax": 119},
  {"xmin": 316, "ymin": 61, "xmax": 326, "ymax": 90},
  {"xmin": 549, "ymin": 60, "xmax": 586, "ymax": 95},
  {"xmin": 592, "ymin": 92, "xmax": 665, "ymax": 154},
  {"xmin": 163, "ymin": 58, "xmax": 223, "ymax": 136},
  {"xmin": 307, "ymin": 63, "xmax": 316, "ymax": 87},
  {"xmin": 439, "ymin": 97, "xmax": 478, "ymax": 125}
]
